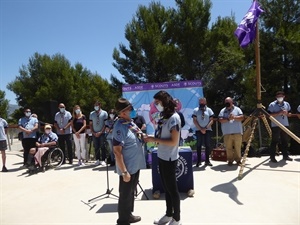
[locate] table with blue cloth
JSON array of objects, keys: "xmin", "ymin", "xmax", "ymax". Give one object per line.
[{"xmin": 151, "ymin": 146, "xmax": 194, "ymax": 193}]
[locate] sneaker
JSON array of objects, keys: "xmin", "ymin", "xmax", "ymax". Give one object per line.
[
  {"xmin": 168, "ymin": 218, "xmax": 182, "ymax": 225},
  {"xmin": 94, "ymin": 160, "xmax": 100, "ymax": 166},
  {"xmin": 154, "ymin": 215, "xmax": 172, "ymax": 224},
  {"xmin": 78, "ymin": 160, "xmax": 82, "ymax": 166},
  {"xmin": 100, "ymin": 161, "xmax": 106, "ymax": 166},
  {"xmin": 2, "ymin": 166, "xmax": 8, "ymax": 172},
  {"xmin": 81, "ymin": 161, "xmax": 86, "ymax": 166}
]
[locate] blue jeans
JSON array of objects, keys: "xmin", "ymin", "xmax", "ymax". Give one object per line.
[
  {"xmin": 92, "ymin": 133, "xmax": 106, "ymax": 161},
  {"xmin": 196, "ymin": 130, "xmax": 212, "ymax": 162}
]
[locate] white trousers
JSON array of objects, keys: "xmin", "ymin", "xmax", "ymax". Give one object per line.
[{"xmin": 73, "ymin": 133, "xmax": 86, "ymax": 160}]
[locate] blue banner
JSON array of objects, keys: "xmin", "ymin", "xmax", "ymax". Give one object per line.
[{"xmin": 122, "ymin": 80, "xmax": 203, "ymax": 142}]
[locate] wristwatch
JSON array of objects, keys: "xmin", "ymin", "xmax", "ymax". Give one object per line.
[{"xmin": 121, "ymin": 171, "xmax": 128, "ymax": 176}]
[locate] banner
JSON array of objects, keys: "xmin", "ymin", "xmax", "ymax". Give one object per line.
[{"xmin": 122, "ymin": 80, "xmax": 203, "ymax": 143}]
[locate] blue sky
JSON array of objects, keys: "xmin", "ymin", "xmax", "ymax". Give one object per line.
[{"xmin": 0, "ymin": 0, "xmax": 251, "ymax": 104}]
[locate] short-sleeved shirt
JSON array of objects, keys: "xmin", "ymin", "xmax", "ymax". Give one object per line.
[
  {"xmin": 89, "ymin": 110, "xmax": 108, "ymax": 132},
  {"xmin": 38, "ymin": 131, "xmax": 58, "ymax": 144},
  {"xmin": 54, "ymin": 111, "xmax": 72, "ymax": 134},
  {"xmin": 0, "ymin": 118, "xmax": 8, "ymax": 141},
  {"xmin": 105, "ymin": 119, "xmax": 115, "ymax": 140},
  {"xmin": 112, "ymin": 119, "xmax": 146, "ymax": 175},
  {"xmin": 73, "ymin": 116, "xmax": 86, "ymax": 134},
  {"xmin": 218, "ymin": 106, "xmax": 243, "ymax": 135},
  {"xmin": 18, "ymin": 116, "xmax": 39, "ymax": 139},
  {"xmin": 157, "ymin": 113, "xmax": 181, "ymax": 161},
  {"xmin": 192, "ymin": 106, "xmax": 214, "ymax": 131},
  {"xmin": 267, "ymin": 100, "xmax": 291, "ymax": 127}
]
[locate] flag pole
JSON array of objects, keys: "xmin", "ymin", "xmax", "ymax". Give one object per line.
[{"xmin": 254, "ymin": 0, "xmax": 262, "ymax": 106}]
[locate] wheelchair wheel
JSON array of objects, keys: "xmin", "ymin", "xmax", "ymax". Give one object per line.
[{"xmin": 48, "ymin": 148, "xmax": 64, "ymax": 168}]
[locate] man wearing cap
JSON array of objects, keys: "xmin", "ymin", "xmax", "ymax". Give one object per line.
[
  {"xmin": 113, "ymin": 98, "xmax": 146, "ymax": 225},
  {"xmin": 28, "ymin": 124, "xmax": 58, "ymax": 172}
]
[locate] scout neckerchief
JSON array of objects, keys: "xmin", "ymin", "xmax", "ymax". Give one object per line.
[
  {"xmin": 118, "ymin": 118, "xmax": 144, "ymax": 142},
  {"xmin": 155, "ymin": 117, "xmax": 167, "ymax": 139}
]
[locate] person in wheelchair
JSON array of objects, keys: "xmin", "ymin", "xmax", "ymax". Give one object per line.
[{"xmin": 27, "ymin": 124, "xmax": 58, "ymax": 172}]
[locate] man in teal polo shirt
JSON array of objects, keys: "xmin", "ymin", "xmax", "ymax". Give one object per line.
[{"xmin": 89, "ymin": 101, "xmax": 108, "ymax": 166}]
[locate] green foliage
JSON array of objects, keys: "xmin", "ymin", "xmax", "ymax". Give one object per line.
[
  {"xmin": 113, "ymin": 2, "xmax": 179, "ymax": 84},
  {"xmin": 7, "ymin": 53, "xmax": 119, "ymax": 123},
  {"xmin": 259, "ymin": 0, "xmax": 300, "ymax": 111},
  {"xmin": 6, "ymin": 0, "xmax": 300, "ymax": 125},
  {"xmin": 112, "ymin": 0, "xmax": 300, "ymax": 114},
  {"xmin": 0, "ymin": 90, "xmax": 9, "ymax": 119},
  {"xmin": 112, "ymin": 0, "xmax": 248, "ymax": 111}
]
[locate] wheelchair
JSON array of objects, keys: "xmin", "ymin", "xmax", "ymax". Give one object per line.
[
  {"xmin": 44, "ymin": 147, "xmax": 64, "ymax": 169},
  {"xmin": 27, "ymin": 147, "xmax": 64, "ymax": 174}
]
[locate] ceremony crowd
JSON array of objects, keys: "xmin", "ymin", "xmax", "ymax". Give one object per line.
[{"xmin": 1, "ymin": 90, "xmax": 300, "ymax": 225}]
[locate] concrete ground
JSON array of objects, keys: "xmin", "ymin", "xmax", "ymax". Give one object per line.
[{"xmin": 0, "ymin": 139, "xmax": 299, "ymax": 225}]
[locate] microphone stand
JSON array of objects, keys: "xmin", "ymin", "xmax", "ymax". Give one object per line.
[{"xmin": 88, "ymin": 119, "xmax": 118, "ymax": 202}]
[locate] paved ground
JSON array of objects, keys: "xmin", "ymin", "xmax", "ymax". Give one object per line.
[{"xmin": 0, "ymin": 139, "xmax": 299, "ymax": 225}]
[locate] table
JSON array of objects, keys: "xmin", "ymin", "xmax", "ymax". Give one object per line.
[{"xmin": 151, "ymin": 146, "xmax": 194, "ymax": 193}]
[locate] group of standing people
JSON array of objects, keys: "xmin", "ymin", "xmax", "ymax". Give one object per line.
[
  {"xmin": 193, "ymin": 90, "xmax": 300, "ymax": 167},
  {"xmin": 193, "ymin": 96, "xmax": 244, "ymax": 167},
  {"xmin": 17, "ymin": 101, "xmax": 113, "ymax": 170},
  {"xmin": 1, "ymin": 89, "xmax": 300, "ymax": 225}
]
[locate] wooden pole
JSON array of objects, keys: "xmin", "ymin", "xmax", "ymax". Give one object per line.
[{"xmin": 255, "ymin": 10, "xmax": 262, "ymax": 104}]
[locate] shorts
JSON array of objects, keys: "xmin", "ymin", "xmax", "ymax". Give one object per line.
[{"xmin": 0, "ymin": 140, "xmax": 8, "ymax": 151}]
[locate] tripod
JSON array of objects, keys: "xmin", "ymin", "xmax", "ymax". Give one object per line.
[
  {"xmin": 237, "ymin": 17, "xmax": 300, "ymax": 180},
  {"xmin": 88, "ymin": 134, "xmax": 118, "ymax": 202},
  {"xmin": 135, "ymin": 181, "xmax": 149, "ymax": 200},
  {"xmin": 238, "ymin": 104, "xmax": 300, "ymax": 180}
]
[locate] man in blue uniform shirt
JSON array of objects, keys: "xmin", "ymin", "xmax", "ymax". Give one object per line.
[
  {"xmin": 267, "ymin": 91, "xmax": 293, "ymax": 163},
  {"xmin": 218, "ymin": 97, "xmax": 244, "ymax": 166},
  {"xmin": 113, "ymin": 98, "xmax": 146, "ymax": 225}
]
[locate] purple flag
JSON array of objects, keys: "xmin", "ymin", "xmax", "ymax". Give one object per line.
[{"xmin": 234, "ymin": 1, "xmax": 264, "ymax": 48}]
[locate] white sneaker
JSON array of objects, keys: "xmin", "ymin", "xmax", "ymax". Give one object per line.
[
  {"xmin": 78, "ymin": 160, "xmax": 82, "ymax": 166},
  {"xmin": 100, "ymin": 161, "xmax": 106, "ymax": 166},
  {"xmin": 168, "ymin": 219, "xmax": 181, "ymax": 225},
  {"xmin": 81, "ymin": 161, "xmax": 86, "ymax": 166},
  {"xmin": 154, "ymin": 215, "xmax": 172, "ymax": 224},
  {"xmin": 94, "ymin": 160, "xmax": 100, "ymax": 166}
]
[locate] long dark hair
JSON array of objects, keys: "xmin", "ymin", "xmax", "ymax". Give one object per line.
[{"xmin": 153, "ymin": 90, "xmax": 176, "ymax": 119}]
